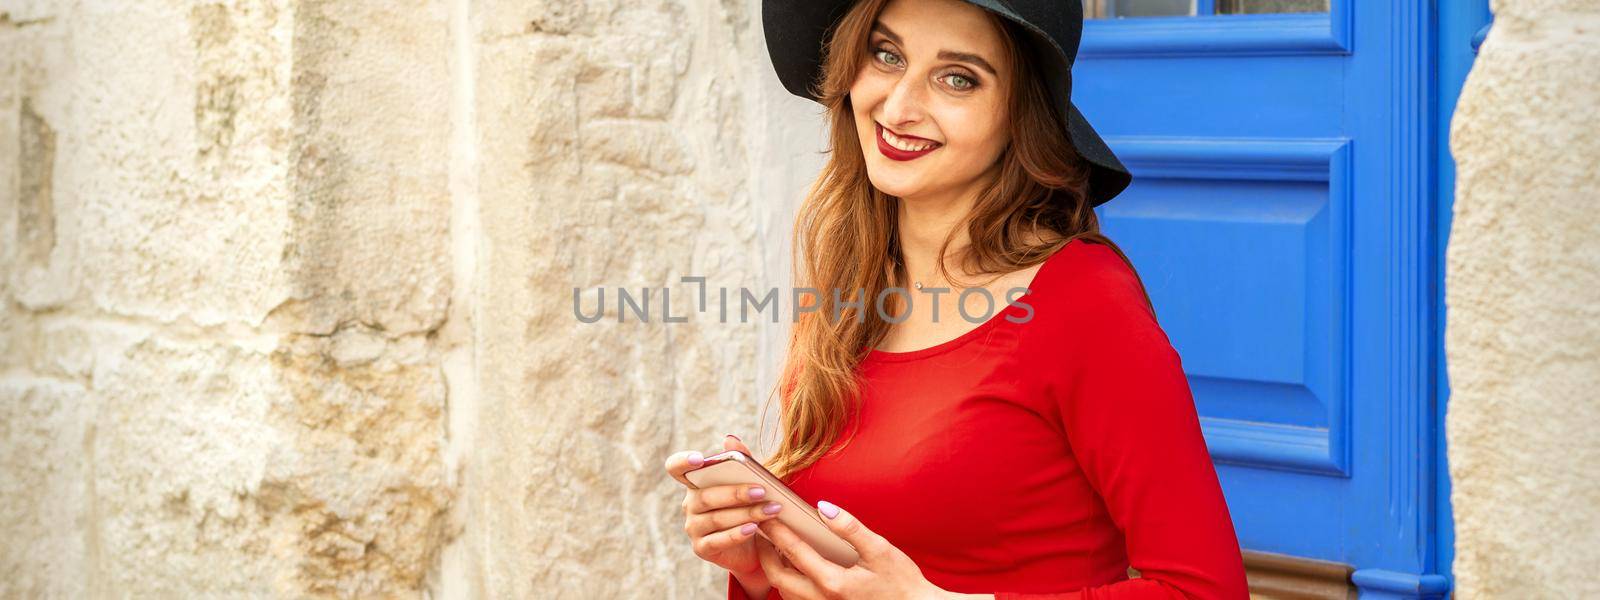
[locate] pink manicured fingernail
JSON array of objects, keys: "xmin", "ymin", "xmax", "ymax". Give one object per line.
[
  {"xmin": 818, "ymin": 500, "xmax": 839, "ymax": 519},
  {"xmin": 741, "ymin": 522, "xmax": 758, "ymax": 535},
  {"xmin": 749, "ymin": 486, "xmax": 766, "ymax": 499},
  {"xmin": 688, "ymin": 451, "xmax": 704, "ymax": 466},
  {"xmin": 763, "ymin": 502, "xmax": 782, "ymax": 515}
]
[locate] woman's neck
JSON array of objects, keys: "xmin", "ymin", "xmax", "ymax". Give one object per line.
[{"xmin": 896, "ymin": 185, "xmax": 978, "ymax": 288}]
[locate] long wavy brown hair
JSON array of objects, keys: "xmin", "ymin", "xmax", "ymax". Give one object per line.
[{"xmin": 759, "ymin": 0, "xmax": 1152, "ymax": 481}]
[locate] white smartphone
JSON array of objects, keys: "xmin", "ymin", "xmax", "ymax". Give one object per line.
[{"xmin": 684, "ymin": 449, "xmax": 860, "ymax": 568}]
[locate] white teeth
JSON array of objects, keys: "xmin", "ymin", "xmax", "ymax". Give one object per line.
[{"xmin": 881, "ymin": 126, "xmax": 937, "ymax": 152}]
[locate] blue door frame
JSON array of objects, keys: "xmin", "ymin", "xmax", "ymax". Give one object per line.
[{"xmin": 1077, "ymin": 1, "xmax": 1491, "ymax": 596}]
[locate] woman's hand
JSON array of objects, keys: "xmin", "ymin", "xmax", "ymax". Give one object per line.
[
  {"xmin": 665, "ymin": 435, "xmax": 784, "ymax": 592},
  {"xmin": 755, "ymin": 500, "xmax": 955, "ymax": 600}
]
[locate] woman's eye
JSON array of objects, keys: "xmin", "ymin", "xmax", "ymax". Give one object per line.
[
  {"xmin": 874, "ymin": 49, "xmax": 903, "ymax": 67},
  {"xmin": 943, "ymin": 74, "xmax": 976, "ymax": 91}
]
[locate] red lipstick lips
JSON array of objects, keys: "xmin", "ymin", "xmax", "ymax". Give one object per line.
[{"xmin": 875, "ymin": 123, "xmax": 942, "ymax": 161}]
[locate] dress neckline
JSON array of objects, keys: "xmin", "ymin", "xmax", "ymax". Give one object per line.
[{"xmin": 865, "ymin": 239, "xmax": 1075, "ymax": 363}]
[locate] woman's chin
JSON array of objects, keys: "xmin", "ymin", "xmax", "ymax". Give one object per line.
[
  {"xmin": 869, "ymin": 181, "xmax": 919, "ymax": 199},
  {"xmin": 865, "ymin": 171, "xmax": 926, "ymax": 199}
]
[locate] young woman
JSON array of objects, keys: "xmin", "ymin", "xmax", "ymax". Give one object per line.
[{"xmin": 666, "ymin": 0, "xmax": 1249, "ymax": 598}]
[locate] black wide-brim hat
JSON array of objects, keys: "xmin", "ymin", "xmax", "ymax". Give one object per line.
[{"xmin": 763, "ymin": 0, "xmax": 1133, "ymax": 207}]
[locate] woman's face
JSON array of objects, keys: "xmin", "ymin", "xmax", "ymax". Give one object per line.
[{"xmin": 851, "ymin": 0, "xmax": 1012, "ymax": 201}]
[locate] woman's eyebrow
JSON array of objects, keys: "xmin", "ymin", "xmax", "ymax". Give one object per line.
[
  {"xmin": 872, "ymin": 22, "xmax": 902, "ymax": 44},
  {"xmin": 871, "ymin": 22, "xmax": 998, "ymax": 78},
  {"xmin": 937, "ymin": 50, "xmax": 997, "ymax": 77}
]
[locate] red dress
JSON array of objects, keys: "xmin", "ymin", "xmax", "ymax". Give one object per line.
[{"xmin": 728, "ymin": 239, "xmax": 1249, "ymax": 599}]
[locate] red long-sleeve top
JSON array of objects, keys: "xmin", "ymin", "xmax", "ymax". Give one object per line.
[{"xmin": 727, "ymin": 239, "xmax": 1248, "ymax": 599}]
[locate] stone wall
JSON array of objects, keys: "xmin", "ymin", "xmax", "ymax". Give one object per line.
[
  {"xmin": 0, "ymin": 0, "xmax": 821, "ymax": 597},
  {"xmin": 1445, "ymin": 0, "xmax": 1600, "ymax": 597}
]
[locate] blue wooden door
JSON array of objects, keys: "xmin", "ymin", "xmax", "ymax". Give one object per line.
[{"xmin": 1073, "ymin": 1, "xmax": 1487, "ymax": 596}]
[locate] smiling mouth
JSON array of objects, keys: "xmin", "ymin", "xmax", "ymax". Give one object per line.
[{"xmin": 875, "ymin": 123, "xmax": 942, "ymax": 161}]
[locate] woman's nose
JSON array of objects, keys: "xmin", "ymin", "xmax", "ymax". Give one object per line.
[{"xmin": 881, "ymin": 75, "xmax": 927, "ymax": 127}]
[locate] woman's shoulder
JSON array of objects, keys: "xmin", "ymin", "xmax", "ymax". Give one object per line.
[
  {"xmin": 1031, "ymin": 238, "xmax": 1153, "ymax": 323},
  {"xmin": 1022, "ymin": 239, "xmax": 1177, "ymax": 382}
]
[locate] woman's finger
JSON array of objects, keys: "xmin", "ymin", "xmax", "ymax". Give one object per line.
[
  {"xmin": 663, "ymin": 449, "xmax": 706, "ymax": 488},
  {"xmin": 756, "ymin": 535, "xmax": 823, "ymax": 599},
  {"xmin": 684, "ymin": 483, "xmax": 770, "ymax": 514},
  {"xmin": 685, "ymin": 500, "xmax": 785, "ymax": 538},
  {"xmin": 759, "ymin": 517, "xmax": 847, "ymax": 585},
  {"xmin": 692, "ymin": 521, "xmax": 761, "ymax": 558},
  {"xmin": 723, "ymin": 433, "xmax": 753, "ymax": 456},
  {"xmin": 810, "ymin": 500, "xmax": 887, "ymax": 564}
]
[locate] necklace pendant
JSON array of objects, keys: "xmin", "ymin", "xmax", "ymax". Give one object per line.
[{"xmin": 913, "ymin": 281, "xmax": 923, "ymax": 290}]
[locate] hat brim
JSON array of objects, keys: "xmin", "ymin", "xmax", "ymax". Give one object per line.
[{"xmin": 762, "ymin": 0, "xmax": 1132, "ymax": 207}]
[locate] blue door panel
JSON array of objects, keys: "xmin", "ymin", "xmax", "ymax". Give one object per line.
[
  {"xmin": 1074, "ymin": 58, "xmax": 1345, "ymax": 137},
  {"xmin": 1108, "ymin": 181, "xmax": 1330, "ymax": 388},
  {"xmin": 1104, "ymin": 168, "xmax": 1350, "ymax": 478},
  {"xmin": 1100, "ymin": 142, "xmax": 1350, "ymax": 483}
]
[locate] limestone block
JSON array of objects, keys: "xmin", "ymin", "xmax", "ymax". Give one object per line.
[
  {"xmin": 271, "ymin": 331, "xmax": 454, "ymax": 597},
  {"xmin": 78, "ymin": 330, "xmax": 451, "ymax": 597},
  {"xmin": 1, "ymin": 6, "xmax": 77, "ymax": 312},
  {"xmin": 1445, "ymin": 1, "xmax": 1600, "ymax": 597},
  {"xmin": 87, "ymin": 333, "xmax": 292, "ymax": 596},
  {"xmin": 274, "ymin": 0, "xmax": 453, "ymax": 336},
  {"xmin": 65, "ymin": 1, "xmax": 295, "ymax": 326},
  {"xmin": 475, "ymin": 0, "xmax": 593, "ymax": 38},
  {"xmin": 0, "ymin": 379, "xmax": 91, "ymax": 599}
]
